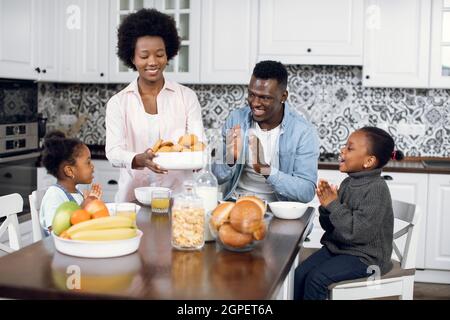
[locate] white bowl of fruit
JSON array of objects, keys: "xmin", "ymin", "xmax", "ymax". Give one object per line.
[{"xmin": 51, "ymin": 198, "xmax": 142, "ymax": 258}]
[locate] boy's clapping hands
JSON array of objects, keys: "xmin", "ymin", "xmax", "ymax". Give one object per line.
[{"xmin": 316, "ymin": 179, "xmax": 338, "ymax": 207}]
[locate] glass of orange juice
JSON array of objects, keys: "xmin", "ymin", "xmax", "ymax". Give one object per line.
[
  {"xmin": 116, "ymin": 203, "xmax": 137, "ymax": 221},
  {"xmin": 151, "ymin": 190, "xmax": 171, "ymax": 214}
]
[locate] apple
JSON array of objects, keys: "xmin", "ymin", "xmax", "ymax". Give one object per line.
[
  {"xmin": 82, "ymin": 197, "xmax": 109, "ymax": 219},
  {"xmin": 52, "ymin": 201, "xmax": 80, "ymax": 236}
]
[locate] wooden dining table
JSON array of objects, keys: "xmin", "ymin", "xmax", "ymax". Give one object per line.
[{"xmin": 0, "ymin": 206, "xmax": 314, "ymax": 300}]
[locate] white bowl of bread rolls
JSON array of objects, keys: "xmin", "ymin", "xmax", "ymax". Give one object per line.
[
  {"xmin": 152, "ymin": 134, "xmax": 207, "ymax": 170},
  {"xmin": 208, "ymin": 196, "xmax": 272, "ymax": 252}
]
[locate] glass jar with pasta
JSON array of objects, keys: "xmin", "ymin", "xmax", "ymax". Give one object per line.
[{"xmin": 171, "ymin": 180, "xmax": 205, "ymax": 250}]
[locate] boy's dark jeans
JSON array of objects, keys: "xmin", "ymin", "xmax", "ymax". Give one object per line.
[{"xmin": 294, "ymin": 246, "xmax": 370, "ymax": 300}]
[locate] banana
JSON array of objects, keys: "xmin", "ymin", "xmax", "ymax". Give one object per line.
[
  {"xmin": 66, "ymin": 216, "xmax": 134, "ymax": 237},
  {"xmin": 70, "ymin": 228, "xmax": 138, "ymax": 241}
]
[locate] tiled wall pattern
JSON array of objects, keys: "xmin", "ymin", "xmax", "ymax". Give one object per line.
[{"xmin": 38, "ymin": 65, "xmax": 450, "ymax": 156}]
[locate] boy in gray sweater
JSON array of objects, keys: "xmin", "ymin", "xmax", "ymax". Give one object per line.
[{"xmin": 294, "ymin": 127, "xmax": 404, "ymax": 300}]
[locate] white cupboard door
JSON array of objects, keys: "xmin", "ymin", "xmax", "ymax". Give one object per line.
[
  {"xmin": 58, "ymin": 0, "xmax": 81, "ymax": 82},
  {"xmin": 0, "ymin": 0, "xmax": 37, "ymax": 80},
  {"xmin": 200, "ymin": 0, "xmax": 257, "ymax": 84},
  {"xmin": 78, "ymin": 0, "xmax": 109, "ymax": 83},
  {"xmin": 35, "ymin": 0, "xmax": 59, "ymax": 82},
  {"xmin": 258, "ymin": 0, "xmax": 363, "ymax": 65},
  {"xmin": 383, "ymin": 172, "xmax": 428, "ymax": 269},
  {"xmin": 156, "ymin": 0, "xmax": 201, "ymax": 84},
  {"xmin": 425, "ymin": 174, "xmax": 450, "ymax": 270},
  {"xmin": 363, "ymin": 0, "xmax": 431, "ymax": 88},
  {"xmin": 430, "ymin": 0, "xmax": 450, "ymax": 88}
]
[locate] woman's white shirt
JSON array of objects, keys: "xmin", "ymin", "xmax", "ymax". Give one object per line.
[{"xmin": 105, "ymin": 79, "xmax": 205, "ymax": 201}]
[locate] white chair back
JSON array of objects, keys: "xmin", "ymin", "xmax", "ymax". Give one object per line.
[
  {"xmin": 329, "ymin": 199, "xmax": 420, "ymax": 300},
  {"xmin": 391, "ymin": 200, "xmax": 421, "ymax": 270},
  {"xmin": 29, "ymin": 190, "xmax": 47, "ymax": 242},
  {"xmin": 0, "ymin": 193, "xmax": 24, "ymax": 253}
]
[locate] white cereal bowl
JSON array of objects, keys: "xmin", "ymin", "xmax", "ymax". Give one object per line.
[
  {"xmin": 268, "ymin": 202, "xmax": 308, "ymax": 220},
  {"xmin": 153, "ymin": 151, "xmax": 205, "ymax": 170},
  {"xmin": 105, "ymin": 202, "xmax": 141, "ymax": 214},
  {"xmin": 134, "ymin": 187, "xmax": 171, "ymax": 206},
  {"xmin": 52, "ymin": 230, "xmax": 143, "ymax": 258}
]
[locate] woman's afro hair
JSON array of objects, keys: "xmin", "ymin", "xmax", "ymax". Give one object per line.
[{"xmin": 117, "ymin": 8, "xmax": 181, "ymax": 70}]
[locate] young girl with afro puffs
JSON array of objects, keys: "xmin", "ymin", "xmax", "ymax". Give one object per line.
[{"xmin": 39, "ymin": 131, "xmax": 102, "ymax": 234}]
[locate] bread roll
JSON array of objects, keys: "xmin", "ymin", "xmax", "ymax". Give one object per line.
[
  {"xmin": 171, "ymin": 144, "xmax": 184, "ymax": 152},
  {"xmin": 160, "ymin": 141, "xmax": 174, "ymax": 147},
  {"xmin": 157, "ymin": 146, "xmax": 173, "ymax": 152},
  {"xmin": 252, "ymin": 221, "xmax": 267, "ymax": 241},
  {"xmin": 151, "ymin": 139, "xmax": 163, "ymax": 153},
  {"xmin": 218, "ymin": 223, "xmax": 253, "ymax": 248},
  {"xmin": 178, "ymin": 134, "xmax": 198, "ymax": 147},
  {"xmin": 236, "ymin": 195, "xmax": 266, "ymax": 218},
  {"xmin": 210, "ymin": 202, "xmax": 234, "ymax": 232},
  {"xmin": 230, "ymin": 200, "xmax": 263, "ymax": 234},
  {"xmin": 191, "ymin": 142, "xmax": 206, "ymax": 151}
]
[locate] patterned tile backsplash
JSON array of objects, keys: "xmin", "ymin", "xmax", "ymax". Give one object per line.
[{"xmin": 38, "ymin": 65, "xmax": 450, "ymax": 157}]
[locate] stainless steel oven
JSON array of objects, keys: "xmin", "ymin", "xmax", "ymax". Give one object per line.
[
  {"xmin": 0, "ymin": 78, "xmax": 39, "ymax": 213},
  {"xmin": 0, "ymin": 152, "xmax": 40, "ymax": 213}
]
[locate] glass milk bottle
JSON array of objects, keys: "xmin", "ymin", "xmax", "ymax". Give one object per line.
[
  {"xmin": 195, "ymin": 147, "xmax": 219, "ymax": 242},
  {"xmin": 171, "ymin": 181, "xmax": 205, "ymax": 250}
]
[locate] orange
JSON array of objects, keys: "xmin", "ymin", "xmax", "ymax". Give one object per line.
[
  {"xmin": 91, "ymin": 209, "xmax": 110, "ymax": 219},
  {"xmin": 70, "ymin": 209, "xmax": 91, "ymax": 225}
]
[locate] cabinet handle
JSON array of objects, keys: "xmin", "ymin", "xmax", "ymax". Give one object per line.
[
  {"xmin": 307, "ymin": 48, "xmax": 312, "ymax": 53},
  {"xmin": 382, "ymin": 175, "xmax": 393, "ymax": 180},
  {"xmin": 3, "ymin": 172, "xmax": 12, "ymax": 179},
  {"xmin": 42, "ymin": 69, "xmax": 47, "ymax": 74},
  {"xmin": 107, "ymin": 179, "xmax": 118, "ymax": 185},
  {"xmin": 34, "ymin": 67, "xmax": 41, "ymax": 73},
  {"xmin": 100, "ymin": 73, "xmax": 104, "ymax": 77},
  {"xmin": 365, "ymin": 75, "xmax": 370, "ymax": 79}
]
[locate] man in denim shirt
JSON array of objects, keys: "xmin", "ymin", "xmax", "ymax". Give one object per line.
[{"xmin": 212, "ymin": 61, "xmax": 319, "ymax": 203}]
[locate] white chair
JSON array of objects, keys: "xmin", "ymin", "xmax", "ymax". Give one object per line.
[
  {"xmin": 0, "ymin": 193, "xmax": 24, "ymax": 253},
  {"xmin": 328, "ymin": 200, "xmax": 421, "ymax": 300},
  {"xmin": 28, "ymin": 190, "xmax": 47, "ymax": 242}
]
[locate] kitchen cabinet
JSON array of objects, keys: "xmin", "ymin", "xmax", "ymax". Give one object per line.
[
  {"xmin": 108, "ymin": 0, "xmax": 201, "ymax": 84},
  {"xmin": 200, "ymin": 0, "xmax": 257, "ymax": 84},
  {"xmin": 92, "ymin": 160, "xmax": 120, "ymax": 203},
  {"xmin": 363, "ymin": 0, "xmax": 432, "ymax": 88},
  {"xmin": 258, "ymin": 0, "xmax": 364, "ymax": 65},
  {"xmin": 383, "ymin": 172, "xmax": 428, "ymax": 269},
  {"xmin": 37, "ymin": 167, "xmax": 56, "ymax": 191},
  {"xmin": 430, "ymin": 0, "xmax": 450, "ymax": 88},
  {"xmin": 34, "ymin": 0, "xmax": 59, "ymax": 81},
  {"xmin": 0, "ymin": 0, "xmax": 109, "ymax": 82},
  {"xmin": 0, "ymin": 0, "xmax": 36, "ymax": 80},
  {"xmin": 425, "ymin": 174, "xmax": 450, "ymax": 270},
  {"xmin": 58, "ymin": 0, "xmax": 109, "ymax": 83},
  {"xmin": 303, "ymin": 169, "xmax": 347, "ymax": 249},
  {"xmin": 76, "ymin": 0, "xmax": 110, "ymax": 83}
]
